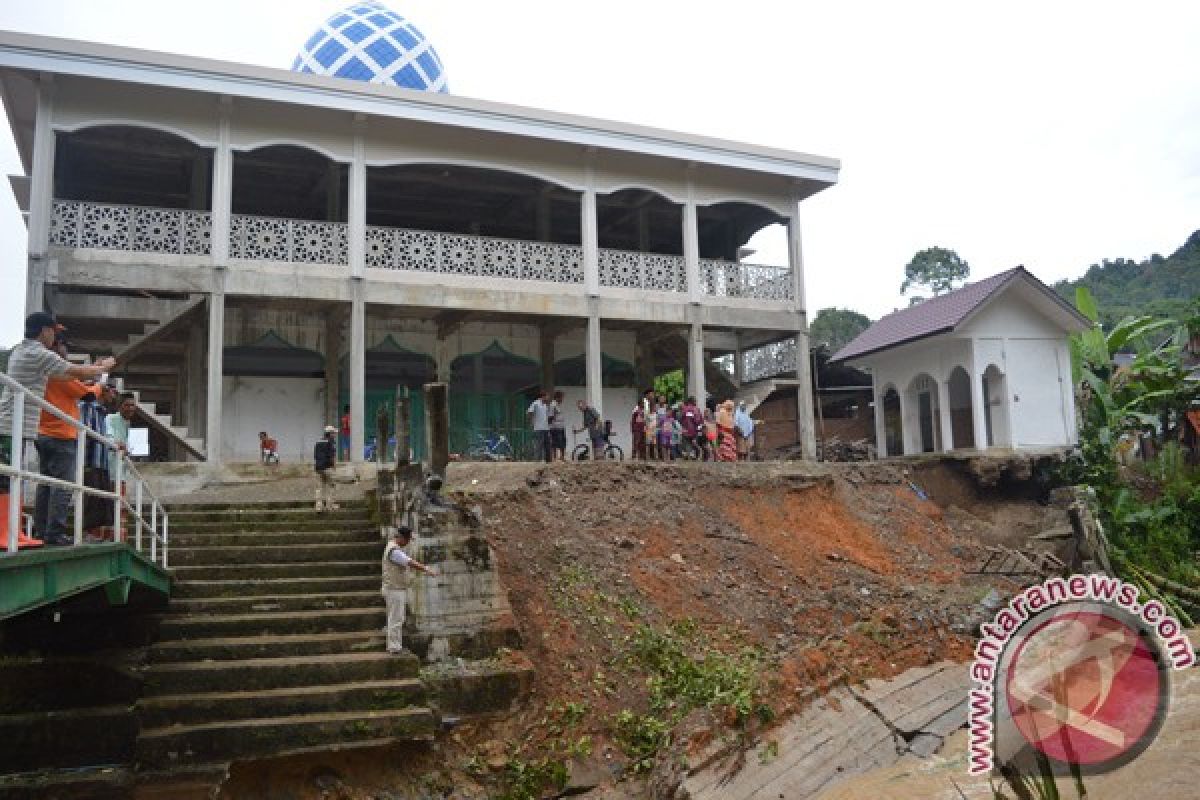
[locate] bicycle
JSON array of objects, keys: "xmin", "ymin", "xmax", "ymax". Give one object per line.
[
  {"xmin": 571, "ymin": 427, "xmax": 624, "ymax": 461},
  {"xmin": 465, "ymin": 432, "xmax": 514, "ymax": 461}
]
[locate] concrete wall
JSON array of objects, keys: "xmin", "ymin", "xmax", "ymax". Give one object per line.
[{"xmin": 221, "ymin": 376, "xmax": 325, "ymax": 462}]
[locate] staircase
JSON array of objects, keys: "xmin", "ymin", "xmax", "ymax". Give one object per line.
[
  {"xmin": 115, "ymin": 295, "xmax": 209, "ymax": 461},
  {"xmin": 135, "ymin": 499, "xmax": 438, "ymax": 772}
]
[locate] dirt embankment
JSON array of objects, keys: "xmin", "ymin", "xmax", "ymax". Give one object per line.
[{"xmin": 220, "ymin": 460, "xmax": 1052, "ymax": 800}]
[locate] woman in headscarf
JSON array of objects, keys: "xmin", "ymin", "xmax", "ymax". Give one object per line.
[{"xmin": 716, "ymin": 400, "xmax": 738, "ymax": 462}]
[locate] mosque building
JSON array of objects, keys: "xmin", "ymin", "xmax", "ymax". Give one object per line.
[{"xmin": 0, "ymin": 2, "xmax": 839, "ymax": 463}]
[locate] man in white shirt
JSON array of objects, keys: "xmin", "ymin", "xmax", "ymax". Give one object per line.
[
  {"xmin": 381, "ymin": 525, "xmax": 438, "ymax": 654},
  {"xmin": 526, "ymin": 389, "xmax": 551, "ymax": 463}
]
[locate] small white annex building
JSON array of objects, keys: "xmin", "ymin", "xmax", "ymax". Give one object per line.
[{"xmin": 832, "ymin": 267, "xmax": 1091, "ymax": 457}]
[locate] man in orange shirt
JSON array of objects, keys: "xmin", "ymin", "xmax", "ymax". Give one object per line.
[{"xmin": 34, "ymin": 336, "xmax": 98, "ymax": 546}]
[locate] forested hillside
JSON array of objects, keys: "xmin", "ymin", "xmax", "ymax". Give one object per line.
[{"xmin": 1053, "ymin": 229, "xmax": 1200, "ymax": 327}]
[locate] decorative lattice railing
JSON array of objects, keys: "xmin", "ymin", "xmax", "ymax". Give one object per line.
[
  {"xmin": 50, "ymin": 203, "xmax": 794, "ymax": 303},
  {"xmin": 50, "ymin": 200, "xmax": 212, "ymax": 256}
]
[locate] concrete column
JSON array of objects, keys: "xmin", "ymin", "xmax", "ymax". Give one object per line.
[
  {"xmin": 872, "ymin": 381, "xmax": 887, "ymax": 458},
  {"xmin": 211, "ymin": 97, "xmax": 233, "ymax": 264},
  {"xmin": 187, "ymin": 323, "xmax": 206, "ymax": 437},
  {"xmin": 582, "ymin": 156, "xmax": 599, "ymax": 296},
  {"xmin": 26, "ymin": 75, "xmax": 55, "ymax": 315},
  {"xmin": 349, "ymin": 290, "xmax": 366, "ymax": 463},
  {"xmin": 324, "ymin": 309, "xmax": 344, "ymax": 426},
  {"xmin": 683, "ymin": 175, "xmax": 701, "ymax": 301},
  {"xmin": 349, "ymin": 120, "xmax": 366, "ymax": 278},
  {"xmin": 205, "ymin": 287, "xmax": 225, "ymax": 463},
  {"xmin": 27, "ymin": 74, "xmax": 55, "ymax": 260},
  {"xmin": 539, "ymin": 325, "xmax": 555, "ymax": 392},
  {"xmin": 787, "ymin": 207, "xmax": 808, "ymax": 313},
  {"xmin": 687, "ymin": 322, "xmax": 706, "ymax": 405},
  {"xmin": 970, "ymin": 343, "xmax": 989, "ymax": 451},
  {"xmin": 937, "ymin": 377, "xmax": 955, "ymax": 452},
  {"xmin": 424, "ymin": 382, "xmax": 449, "ymax": 478},
  {"xmin": 794, "ymin": 330, "xmax": 817, "ymax": 460},
  {"xmin": 435, "ymin": 337, "xmax": 451, "ymax": 383},
  {"xmin": 585, "ymin": 302, "xmax": 603, "ymax": 416},
  {"xmin": 732, "ymin": 336, "xmax": 744, "ymax": 388}
]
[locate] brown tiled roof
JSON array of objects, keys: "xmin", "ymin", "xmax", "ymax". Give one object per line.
[{"xmin": 832, "ymin": 267, "xmax": 1027, "ymax": 362}]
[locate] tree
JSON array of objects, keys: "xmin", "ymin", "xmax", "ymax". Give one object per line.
[
  {"xmin": 809, "ymin": 308, "xmax": 871, "ymax": 354},
  {"xmin": 653, "ymin": 369, "xmax": 685, "ymax": 404},
  {"xmin": 900, "ymin": 246, "xmax": 970, "ymax": 301}
]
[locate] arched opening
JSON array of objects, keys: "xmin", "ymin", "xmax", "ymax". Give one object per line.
[
  {"xmin": 367, "ymin": 164, "xmax": 581, "ymax": 243},
  {"xmin": 449, "ymin": 341, "xmax": 541, "ymax": 457},
  {"xmin": 232, "ymin": 145, "xmax": 347, "ymax": 222},
  {"xmin": 982, "ymin": 365, "xmax": 1010, "ymax": 448},
  {"xmin": 947, "ymin": 366, "xmax": 975, "ymax": 450},
  {"xmin": 907, "ymin": 373, "xmax": 941, "ymax": 453},
  {"xmin": 697, "ymin": 201, "xmax": 790, "ymax": 300},
  {"xmin": 882, "ymin": 386, "xmax": 903, "ymax": 457},
  {"xmin": 54, "ymin": 125, "xmax": 213, "ymax": 210},
  {"xmin": 596, "ymin": 188, "xmax": 682, "ymax": 254}
]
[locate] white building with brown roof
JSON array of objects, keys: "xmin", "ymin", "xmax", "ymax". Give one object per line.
[{"xmin": 832, "ymin": 267, "xmax": 1090, "ymax": 456}]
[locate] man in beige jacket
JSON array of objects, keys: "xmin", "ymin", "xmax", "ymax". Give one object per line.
[{"xmin": 381, "ymin": 525, "xmax": 438, "ymax": 654}]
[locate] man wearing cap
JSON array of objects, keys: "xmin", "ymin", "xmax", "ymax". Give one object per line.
[
  {"xmin": 0, "ymin": 312, "xmax": 115, "ymax": 547},
  {"xmin": 382, "ymin": 525, "xmax": 438, "ymax": 654},
  {"xmin": 313, "ymin": 424, "xmax": 339, "ymax": 512}
]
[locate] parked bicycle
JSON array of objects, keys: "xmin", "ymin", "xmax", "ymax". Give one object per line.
[
  {"xmin": 465, "ymin": 432, "xmax": 514, "ymax": 461},
  {"xmin": 571, "ymin": 424, "xmax": 624, "ymax": 461}
]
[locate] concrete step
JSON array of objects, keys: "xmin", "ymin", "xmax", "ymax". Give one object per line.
[
  {"xmin": 170, "ymin": 529, "xmax": 380, "ymax": 547},
  {"xmin": 171, "ymin": 575, "xmax": 379, "ymax": 599},
  {"xmin": 138, "ymin": 678, "xmax": 424, "ymax": 728},
  {"xmin": 0, "ymin": 766, "xmax": 133, "ymax": 800},
  {"xmin": 423, "ymin": 656, "xmax": 535, "ymax": 716},
  {"xmin": 169, "ymin": 541, "xmax": 381, "ymax": 566},
  {"xmin": 168, "ymin": 508, "xmax": 370, "ymax": 525},
  {"xmin": 167, "ymin": 500, "xmax": 368, "ymax": 512},
  {"xmin": 155, "ymin": 607, "xmax": 385, "ymax": 639},
  {"xmin": 168, "ymin": 519, "xmax": 375, "ymax": 534},
  {"xmin": 136, "ymin": 706, "xmax": 436, "ymax": 768},
  {"xmin": 0, "ymin": 705, "xmax": 136, "ymax": 773},
  {"xmin": 169, "ymin": 591, "xmax": 383, "ymax": 615},
  {"xmin": 169, "ymin": 560, "xmax": 376, "ymax": 581},
  {"xmin": 141, "ymin": 651, "xmax": 418, "ymax": 697},
  {"xmin": 148, "ymin": 631, "xmax": 384, "ymax": 664}
]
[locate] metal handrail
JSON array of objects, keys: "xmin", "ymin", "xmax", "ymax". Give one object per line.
[{"xmin": 0, "ymin": 371, "xmax": 169, "ymax": 568}]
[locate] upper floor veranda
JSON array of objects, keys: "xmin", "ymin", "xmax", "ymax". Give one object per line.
[{"xmin": 0, "ymin": 31, "xmax": 840, "ymax": 329}]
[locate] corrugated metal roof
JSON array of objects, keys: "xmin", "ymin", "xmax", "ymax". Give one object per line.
[{"xmin": 831, "ymin": 267, "xmax": 1026, "ymax": 362}]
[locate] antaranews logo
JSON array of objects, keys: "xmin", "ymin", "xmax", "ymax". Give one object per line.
[{"xmin": 968, "ymin": 574, "xmax": 1195, "ymax": 776}]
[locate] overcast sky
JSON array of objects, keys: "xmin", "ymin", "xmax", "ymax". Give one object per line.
[{"xmin": 1, "ymin": 0, "xmax": 1198, "ymax": 346}]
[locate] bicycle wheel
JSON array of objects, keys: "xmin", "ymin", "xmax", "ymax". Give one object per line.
[
  {"xmin": 572, "ymin": 444, "xmax": 590, "ymax": 461},
  {"xmin": 604, "ymin": 444, "xmax": 624, "ymax": 461},
  {"xmin": 492, "ymin": 440, "xmax": 514, "ymax": 461}
]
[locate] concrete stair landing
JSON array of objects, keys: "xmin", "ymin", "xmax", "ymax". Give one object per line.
[{"xmin": 136, "ymin": 499, "xmax": 438, "ymax": 771}]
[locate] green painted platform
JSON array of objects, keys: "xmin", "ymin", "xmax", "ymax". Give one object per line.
[{"xmin": 0, "ymin": 543, "xmax": 171, "ymax": 621}]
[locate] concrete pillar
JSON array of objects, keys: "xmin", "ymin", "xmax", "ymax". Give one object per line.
[
  {"xmin": 970, "ymin": 344, "xmax": 989, "ymax": 452},
  {"xmin": 872, "ymin": 381, "xmax": 887, "ymax": 458},
  {"xmin": 424, "ymin": 382, "xmax": 449, "ymax": 479},
  {"xmin": 732, "ymin": 336, "xmax": 744, "ymax": 389},
  {"xmin": 349, "ymin": 291, "xmax": 366, "ymax": 463},
  {"xmin": 324, "ymin": 309, "xmax": 344, "ymax": 426},
  {"xmin": 539, "ymin": 325, "xmax": 555, "ymax": 393},
  {"xmin": 349, "ymin": 121, "xmax": 366, "ymax": 278},
  {"xmin": 211, "ymin": 97, "xmax": 233, "ymax": 264},
  {"xmin": 683, "ymin": 176, "xmax": 701, "ymax": 301},
  {"xmin": 187, "ymin": 323, "xmax": 206, "ymax": 437},
  {"xmin": 687, "ymin": 322, "xmax": 706, "ymax": 405},
  {"xmin": 787, "ymin": 208, "xmax": 807, "ymax": 312},
  {"xmin": 794, "ymin": 331, "xmax": 817, "ymax": 460},
  {"xmin": 205, "ymin": 288, "xmax": 225, "ymax": 463},
  {"xmin": 937, "ymin": 377, "xmax": 955, "ymax": 452},
  {"xmin": 26, "ymin": 75, "xmax": 55, "ymax": 315},
  {"xmin": 582, "ymin": 156, "xmax": 599, "ymax": 296},
  {"xmin": 585, "ymin": 302, "xmax": 603, "ymax": 416},
  {"xmin": 435, "ymin": 337, "xmax": 451, "ymax": 383}
]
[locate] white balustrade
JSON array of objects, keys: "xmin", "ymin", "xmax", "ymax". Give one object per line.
[
  {"xmin": 50, "ymin": 202, "xmax": 793, "ymax": 304},
  {"xmin": 51, "ymin": 200, "xmax": 212, "ymax": 256},
  {"xmin": 742, "ymin": 338, "xmax": 799, "ymax": 383}
]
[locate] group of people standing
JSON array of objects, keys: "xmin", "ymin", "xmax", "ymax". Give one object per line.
[
  {"xmin": 527, "ymin": 389, "xmax": 606, "ymax": 462},
  {"xmin": 631, "ymin": 390, "xmax": 756, "ymax": 462},
  {"xmin": 1, "ymin": 311, "xmax": 137, "ymax": 547}
]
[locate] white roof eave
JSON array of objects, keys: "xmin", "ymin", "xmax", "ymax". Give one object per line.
[{"xmin": 0, "ymin": 30, "xmax": 841, "ymax": 186}]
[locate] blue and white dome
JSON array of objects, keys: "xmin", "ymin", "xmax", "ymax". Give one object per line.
[{"xmin": 291, "ymin": 2, "xmax": 448, "ymax": 92}]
